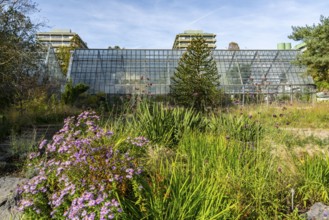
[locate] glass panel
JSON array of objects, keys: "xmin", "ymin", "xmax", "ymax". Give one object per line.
[{"xmin": 68, "ymin": 49, "xmax": 313, "ymax": 96}]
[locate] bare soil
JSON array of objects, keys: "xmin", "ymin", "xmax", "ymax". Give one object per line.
[{"xmin": 283, "ymin": 127, "xmax": 329, "ymax": 140}]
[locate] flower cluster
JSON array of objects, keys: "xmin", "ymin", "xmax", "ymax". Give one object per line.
[
  {"xmin": 127, "ymin": 136, "xmax": 150, "ymax": 147},
  {"xmin": 17, "ymin": 111, "xmax": 148, "ymax": 219}
]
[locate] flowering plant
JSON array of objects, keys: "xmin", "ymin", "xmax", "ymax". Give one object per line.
[{"xmin": 17, "ymin": 111, "xmax": 148, "ymax": 219}]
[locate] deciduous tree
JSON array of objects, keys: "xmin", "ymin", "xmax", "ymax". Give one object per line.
[
  {"xmin": 228, "ymin": 42, "xmax": 240, "ymax": 50},
  {"xmin": 0, "ymin": 0, "xmax": 43, "ymax": 108},
  {"xmin": 289, "ymin": 15, "xmax": 329, "ymax": 90}
]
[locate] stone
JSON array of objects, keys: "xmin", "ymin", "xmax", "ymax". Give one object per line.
[
  {"xmin": 307, "ymin": 202, "xmax": 329, "ymax": 220},
  {"xmin": 0, "ymin": 176, "xmax": 26, "ymax": 220}
]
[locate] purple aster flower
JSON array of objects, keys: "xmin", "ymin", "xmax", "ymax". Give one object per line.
[
  {"xmin": 83, "ymin": 192, "xmax": 94, "ymax": 201},
  {"xmin": 47, "ymin": 143, "xmax": 56, "ymax": 152},
  {"xmin": 81, "ymin": 210, "xmax": 87, "ymax": 217},
  {"xmin": 56, "ymin": 167, "xmax": 64, "ymax": 175},
  {"xmin": 85, "ymin": 213, "xmax": 95, "ymax": 220},
  {"xmin": 111, "ymin": 199, "xmax": 119, "ymax": 207},
  {"xmin": 18, "ymin": 199, "xmax": 34, "ymax": 211},
  {"xmin": 88, "ymin": 199, "xmax": 96, "ymax": 206},
  {"xmin": 39, "ymin": 139, "xmax": 47, "ymax": 149}
]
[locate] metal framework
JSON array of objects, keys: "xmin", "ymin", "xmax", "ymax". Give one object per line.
[
  {"xmin": 42, "ymin": 47, "xmax": 64, "ymax": 81},
  {"xmin": 68, "ymin": 49, "xmax": 315, "ymax": 103},
  {"xmin": 38, "ymin": 47, "xmax": 65, "ymax": 91}
]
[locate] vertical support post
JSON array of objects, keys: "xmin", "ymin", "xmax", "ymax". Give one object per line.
[
  {"xmin": 312, "ymin": 86, "xmax": 316, "ymax": 106},
  {"xmin": 242, "ymin": 85, "xmax": 245, "ymax": 106},
  {"xmin": 290, "ymin": 85, "xmax": 293, "ymax": 104},
  {"xmin": 267, "ymin": 87, "xmax": 269, "ymax": 106}
]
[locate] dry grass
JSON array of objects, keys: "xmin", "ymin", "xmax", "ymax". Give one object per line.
[{"xmin": 283, "ymin": 127, "xmax": 329, "ymax": 140}]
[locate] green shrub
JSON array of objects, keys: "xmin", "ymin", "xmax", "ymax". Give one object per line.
[
  {"xmin": 295, "ymin": 155, "xmax": 329, "ymax": 207},
  {"xmin": 133, "ymin": 102, "xmax": 205, "ymax": 147},
  {"xmin": 61, "ymin": 81, "xmax": 89, "ymax": 105},
  {"xmin": 209, "ymin": 114, "xmax": 264, "ymax": 144}
]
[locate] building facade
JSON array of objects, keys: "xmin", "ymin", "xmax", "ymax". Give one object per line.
[
  {"xmin": 277, "ymin": 43, "xmax": 292, "ymax": 50},
  {"xmin": 294, "ymin": 42, "xmax": 307, "ymax": 52},
  {"xmin": 172, "ymin": 30, "xmax": 216, "ymax": 49},
  {"xmin": 36, "ymin": 29, "xmax": 88, "ymax": 50}
]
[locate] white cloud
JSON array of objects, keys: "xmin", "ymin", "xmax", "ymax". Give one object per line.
[{"xmin": 33, "ymin": 0, "xmax": 329, "ymax": 49}]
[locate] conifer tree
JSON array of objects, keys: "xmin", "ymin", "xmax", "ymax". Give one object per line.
[{"xmin": 170, "ymin": 35, "xmax": 220, "ymax": 111}]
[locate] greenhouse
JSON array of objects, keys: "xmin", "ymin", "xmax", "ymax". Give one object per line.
[
  {"xmin": 67, "ymin": 49, "xmax": 316, "ymax": 104},
  {"xmin": 40, "ymin": 47, "xmax": 65, "ymax": 82}
]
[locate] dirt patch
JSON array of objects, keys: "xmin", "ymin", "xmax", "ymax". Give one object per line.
[
  {"xmin": 269, "ymin": 127, "xmax": 329, "ymax": 173},
  {"xmin": 283, "ymin": 127, "xmax": 329, "ymax": 140},
  {"xmin": 279, "ymin": 127, "xmax": 329, "ymax": 157}
]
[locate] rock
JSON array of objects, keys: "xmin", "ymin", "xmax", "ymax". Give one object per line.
[
  {"xmin": 0, "ymin": 176, "xmax": 26, "ymax": 220},
  {"xmin": 307, "ymin": 202, "xmax": 329, "ymax": 220}
]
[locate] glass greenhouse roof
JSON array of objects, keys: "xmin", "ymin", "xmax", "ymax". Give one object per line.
[
  {"xmin": 68, "ymin": 49, "xmax": 314, "ymax": 95},
  {"xmin": 39, "ymin": 47, "xmax": 65, "ymax": 83}
]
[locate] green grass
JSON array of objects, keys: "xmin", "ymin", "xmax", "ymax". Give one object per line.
[
  {"xmin": 126, "ymin": 102, "xmax": 329, "ymax": 219},
  {"xmin": 15, "ymin": 101, "xmax": 329, "ymax": 219}
]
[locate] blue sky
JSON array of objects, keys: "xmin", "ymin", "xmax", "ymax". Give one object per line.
[{"xmin": 32, "ymin": 0, "xmax": 329, "ymax": 49}]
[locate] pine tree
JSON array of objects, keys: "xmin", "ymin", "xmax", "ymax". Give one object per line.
[{"xmin": 170, "ymin": 35, "xmax": 220, "ymax": 111}]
